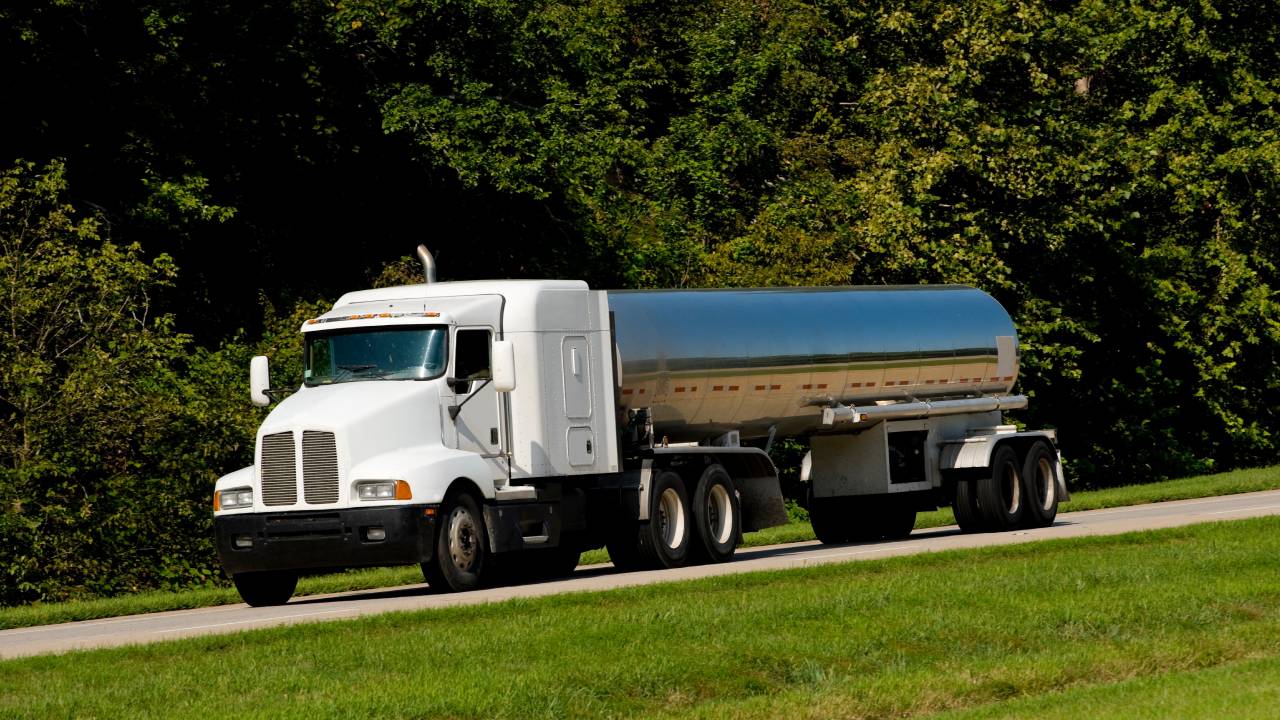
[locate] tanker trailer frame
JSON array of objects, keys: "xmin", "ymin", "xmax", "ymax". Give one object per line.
[{"xmin": 213, "ymin": 253, "xmax": 1066, "ymax": 604}]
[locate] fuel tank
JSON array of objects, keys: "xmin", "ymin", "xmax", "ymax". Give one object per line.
[{"xmin": 607, "ymin": 286, "xmax": 1019, "ymax": 442}]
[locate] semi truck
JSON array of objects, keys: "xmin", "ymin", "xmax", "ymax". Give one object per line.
[{"xmin": 213, "ymin": 247, "xmax": 1067, "ymax": 605}]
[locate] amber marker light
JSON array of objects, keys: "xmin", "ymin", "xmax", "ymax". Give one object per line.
[
  {"xmin": 395, "ymin": 480, "xmax": 413, "ymax": 500},
  {"xmin": 213, "ymin": 491, "xmax": 221, "ymax": 511}
]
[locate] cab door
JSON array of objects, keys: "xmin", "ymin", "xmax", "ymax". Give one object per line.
[{"xmin": 448, "ymin": 327, "xmax": 508, "ymax": 481}]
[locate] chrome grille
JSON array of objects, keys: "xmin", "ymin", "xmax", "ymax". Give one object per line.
[
  {"xmin": 302, "ymin": 431, "xmax": 340, "ymax": 504},
  {"xmin": 259, "ymin": 432, "xmax": 297, "ymax": 506}
]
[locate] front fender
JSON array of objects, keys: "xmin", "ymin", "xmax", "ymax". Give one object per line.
[{"xmin": 349, "ymin": 446, "xmax": 496, "ymax": 504}]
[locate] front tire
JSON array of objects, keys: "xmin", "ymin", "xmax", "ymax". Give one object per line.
[
  {"xmin": 422, "ymin": 491, "xmax": 488, "ymax": 592},
  {"xmin": 233, "ymin": 571, "xmax": 297, "ymax": 607}
]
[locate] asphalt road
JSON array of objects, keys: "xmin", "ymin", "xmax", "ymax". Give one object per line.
[{"xmin": 5, "ymin": 489, "xmax": 1280, "ymax": 660}]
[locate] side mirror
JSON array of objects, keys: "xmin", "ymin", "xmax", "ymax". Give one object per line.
[
  {"xmin": 250, "ymin": 355, "xmax": 272, "ymax": 407},
  {"xmin": 492, "ymin": 340, "xmax": 516, "ymax": 392}
]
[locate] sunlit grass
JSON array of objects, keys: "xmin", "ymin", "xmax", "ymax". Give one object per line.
[{"xmin": 4, "ymin": 518, "xmax": 1280, "ymax": 719}]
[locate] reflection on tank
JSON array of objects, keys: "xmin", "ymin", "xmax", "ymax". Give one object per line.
[{"xmin": 608, "ymin": 286, "xmax": 1018, "ymax": 442}]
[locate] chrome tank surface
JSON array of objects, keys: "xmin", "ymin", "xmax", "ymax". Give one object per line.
[{"xmin": 608, "ymin": 286, "xmax": 1018, "ymax": 442}]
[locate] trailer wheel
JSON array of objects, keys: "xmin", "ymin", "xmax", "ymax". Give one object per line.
[
  {"xmin": 976, "ymin": 445, "xmax": 1024, "ymax": 531},
  {"xmin": 1020, "ymin": 441, "xmax": 1060, "ymax": 528},
  {"xmin": 877, "ymin": 503, "xmax": 917, "ymax": 540},
  {"xmin": 810, "ymin": 497, "xmax": 851, "ymax": 544},
  {"xmin": 232, "ymin": 571, "xmax": 297, "ymax": 607},
  {"xmin": 422, "ymin": 491, "xmax": 488, "ymax": 592},
  {"xmin": 635, "ymin": 470, "xmax": 692, "ymax": 568},
  {"xmin": 690, "ymin": 464, "xmax": 740, "ymax": 564},
  {"xmin": 951, "ymin": 478, "xmax": 985, "ymax": 533}
]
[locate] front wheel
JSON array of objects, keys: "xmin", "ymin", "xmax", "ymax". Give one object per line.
[
  {"xmin": 233, "ymin": 571, "xmax": 297, "ymax": 607},
  {"xmin": 422, "ymin": 491, "xmax": 488, "ymax": 592}
]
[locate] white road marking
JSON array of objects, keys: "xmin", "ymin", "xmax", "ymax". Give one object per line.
[
  {"xmin": 153, "ymin": 609, "xmax": 354, "ymax": 634},
  {"xmin": 1204, "ymin": 504, "xmax": 1280, "ymax": 516}
]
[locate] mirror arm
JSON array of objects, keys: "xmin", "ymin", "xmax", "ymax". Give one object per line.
[{"xmin": 448, "ymin": 378, "xmax": 492, "ymax": 421}]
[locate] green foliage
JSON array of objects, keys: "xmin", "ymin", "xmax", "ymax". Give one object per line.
[
  {"xmin": 340, "ymin": 0, "xmax": 1280, "ymax": 486},
  {"xmin": 0, "ymin": 162, "xmax": 305, "ymax": 604}
]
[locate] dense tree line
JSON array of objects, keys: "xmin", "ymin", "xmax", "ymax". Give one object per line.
[{"xmin": 2, "ymin": 0, "xmax": 1278, "ymax": 603}]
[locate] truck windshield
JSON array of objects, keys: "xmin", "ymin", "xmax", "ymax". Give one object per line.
[{"xmin": 304, "ymin": 326, "xmax": 447, "ymax": 386}]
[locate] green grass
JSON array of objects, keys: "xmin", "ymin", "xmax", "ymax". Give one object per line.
[
  {"xmin": 5, "ymin": 517, "xmax": 1280, "ymax": 719},
  {"xmin": 2, "ymin": 463, "xmax": 1277, "ymax": 632},
  {"xmin": 931, "ymin": 652, "xmax": 1280, "ymax": 719}
]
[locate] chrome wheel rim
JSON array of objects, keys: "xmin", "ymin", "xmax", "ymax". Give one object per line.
[
  {"xmin": 448, "ymin": 505, "xmax": 479, "ymax": 571},
  {"xmin": 658, "ymin": 487, "xmax": 686, "ymax": 550},
  {"xmin": 1035, "ymin": 456, "xmax": 1055, "ymax": 511},
  {"xmin": 707, "ymin": 484, "xmax": 733, "ymax": 545}
]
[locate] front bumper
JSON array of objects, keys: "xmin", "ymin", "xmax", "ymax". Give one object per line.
[{"xmin": 215, "ymin": 505, "xmax": 437, "ymax": 577}]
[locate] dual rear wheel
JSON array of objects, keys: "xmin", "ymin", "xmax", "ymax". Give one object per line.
[
  {"xmin": 608, "ymin": 464, "xmax": 741, "ymax": 571},
  {"xmin": 952, "ymin": 440, "xmax": 1060, "ymax": 533}
]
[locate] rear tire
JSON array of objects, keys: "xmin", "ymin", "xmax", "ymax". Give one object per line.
[
  {"xmin": 635, "ymin": 470, "xmax": 692, "ymax": 568},
  {"xmin": 877, "ymin": 503, "xmax": 916, "ymax": 540},
  {"xmin": 809, "ymin": 497, "xmax": 852, "ymax": 544},
  {"xmin": 976, "ymin": 445, "xmax": 1025, "ymax": 531},
  {"xmin": 422, "ymin": 491, "xmax": 488, "ymax": 592},
  {"xmin": 233, "ymin": 571, "xmax": 297, "ymax": 607},
  {"xmin": 690, "ymin": 464, "xmax": 740, "ymax": 564},
  {"xmin": 1020, "ymin": 441, "xmax": 1060, "ymax": 528},
  {"xmin": 952, "ymin": 478, "xmax": 985, "ymax": 533}
]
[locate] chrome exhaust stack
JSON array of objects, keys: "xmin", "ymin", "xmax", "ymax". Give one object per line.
[{"xmin": 416, "ymin": 244, "xmax": 437, "ymax": 284}]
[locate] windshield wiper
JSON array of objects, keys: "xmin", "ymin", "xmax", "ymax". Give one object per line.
[{"xmin": 338, "ymin": 363, "xmax": 379, "ymax": 372}]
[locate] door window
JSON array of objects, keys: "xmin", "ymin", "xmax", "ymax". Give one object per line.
[{"xmin": 453, "ymin": 329, "xmax": 492, "ymax": 391}]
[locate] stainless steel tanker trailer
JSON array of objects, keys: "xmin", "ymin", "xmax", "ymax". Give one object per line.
[{"xmin": 213, "ymin": 248, "xmax": 1067, "ymax": 605}]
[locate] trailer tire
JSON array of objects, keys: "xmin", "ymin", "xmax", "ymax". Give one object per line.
[
  {"xmin": 877, "ymin": 503, "xmax": 917, "ymax": 540},
  {"xmin": 952, "ymin": 478, "xmax": 985, "ymax": 533},
  {"xmin": 1020, "ymin": 441, "xmax": 1060, "ymax": 528},
  {"xmin": 233, "ymin": 571, "xmax": 297, "ymax": 607},
  {"xmin": 422, "ymin": 491, "xmax": 488, "ymax": 592},
  {"xmin": 635, "ymin": 470, "xmax": 692, "ymax": 568},
  {"xmin": 976, "ymin": 445, "xmax": 1024, "ymax": 531},
  {"xmin": 810, "ymin": 497, "xmax": 851, "ymax": 544},
  {"xmin": 690, "ymin": 464, "xmax": 740, "ymax": 564}
]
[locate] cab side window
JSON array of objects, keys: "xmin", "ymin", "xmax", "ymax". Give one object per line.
[{"xmin": 453, "ymin": 329, "xmax": 492, "ymax": 384}]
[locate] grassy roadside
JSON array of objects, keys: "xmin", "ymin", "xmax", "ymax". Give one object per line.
[
  {"xmin": 2, "ymin": 463, "xmax": 1276, "ymax": 631},
  {"xmin": 5, "ymin": 517, "xmax": 1280, "ymax": 719},
  {"xmin": 931, "ymin": 653, "xmax": 1280, "ymax": 719}
]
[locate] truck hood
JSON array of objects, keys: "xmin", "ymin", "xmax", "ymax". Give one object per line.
[{"xmin": 256, "ymin": 381, "xmax": 443, "ymax": 508}]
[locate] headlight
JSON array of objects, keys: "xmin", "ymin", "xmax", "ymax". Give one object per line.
[
  {"xmin": 219, "ymin": 487, "xmax": 253, "ymax": 509},
  {"xmin": 356, "ymin": 480, "xmax": 412, "ymax": 501}
]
